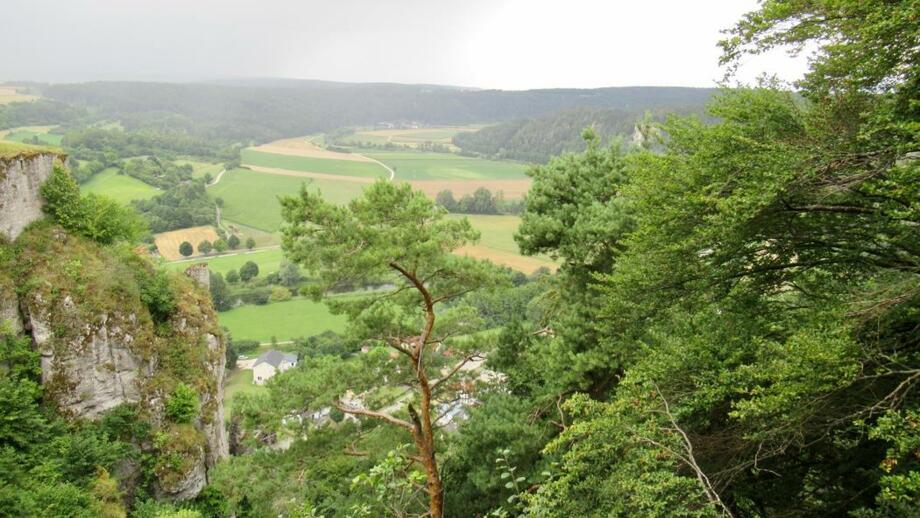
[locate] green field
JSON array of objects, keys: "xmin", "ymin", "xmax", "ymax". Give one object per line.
[
  {"xmin": 80, "ymin": 168, "xmax": 160, "ymax": 205},
  {"xmin": 208, "ymin": 168, "xmax": 366, "ymax": 231},
  {"xmin": 366, "ymin": 151, "xmax": 526, "ymax": 180},
  {"xmin": 454, "ymin": 214, "xmax": 524, "ymax": 253},
  {"xmin": 3, "ymin": 130, "xmax": 63, "ymax": 146},
  {"xmin": 167, "ymin": 247, "xmax": 286, "ymax": 277},
  {"xmin": 218, "ymin": 296, "xmax": 348, "ymax": 343},
  {"xmin": 224, "ymin": 369, "xmax": 267, "ymax": 417},
  {"xmin": 175, "ymin": 159, "xmax": 223, "ymax": 179},
  {"xmin": 241, "ymin": 149, "xmax": 388, "ymax": 178}
]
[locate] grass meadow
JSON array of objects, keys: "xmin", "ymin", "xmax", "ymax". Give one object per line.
[
  {"xmin": 218, "ymin": 296, "xmax": 348, "ymax": 343},
  {"xmin": 167, "ymin": 247, "xmax": 286, "ymax": 277},
  {"xmin": 208, "ymin": 168, "xmax": 366, "ymax": 231},
  {"xmin": 81, "ymin": 168, "xmax": 160, "ymax": 205},
  {"xmin": 3, "ymin": 129, "xmax": 63, "ymax": 146}
]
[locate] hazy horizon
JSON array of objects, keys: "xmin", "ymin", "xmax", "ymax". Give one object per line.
[{"xmin": 1, "ymin": 0, "xmax": 808, "ymax": 90}]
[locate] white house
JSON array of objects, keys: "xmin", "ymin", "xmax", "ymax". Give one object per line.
[{"xmin": 252, "ymin": 350, "xmax": 298, "ymax": 385}]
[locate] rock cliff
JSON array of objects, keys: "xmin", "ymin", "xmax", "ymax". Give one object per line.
[
  {"xmin": 0, "ymin": 151, "xmax": 59, "ymax": 241},
  {"xmin": 0, "ymin": 153, "xmax": 227, "ymax": 501}
]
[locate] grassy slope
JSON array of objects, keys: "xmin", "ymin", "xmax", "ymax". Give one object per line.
[
  {"xmin": 218, "ymin": 296, "xmax": 348, "ymax": 343},
  {"xmin": 209, "ymin": 168, "xmax": 365, "ymax": 231},
  {"xmin": 241, "ymin": 149, "xmax": 387, "ymax": 178},
  {"xmin": 175, "ymin": 159, "xmax": 223, "ymax": 179},
  {"xmin": 224, "ymin": 369, "xmax": 266, "ymax": 417},
  {"xmin": 167, "ymin": 247, "xmax": 286, "ymax": 277},
  {"xmin": 366, "ymin": 150, "xmax": 527, "ymax": 180},
  {"xmin": 0, "ymin": 141, "xmax": 60, "ymax": 159},
  {"xmin": 81, "ymin": 168, "xmax": 160, "ymax": 205},
  {"xmin": 3, "ymin": 130, "xmax": 63, "ymax": 146}
]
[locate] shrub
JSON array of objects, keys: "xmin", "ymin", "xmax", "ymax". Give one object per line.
[
  {"xmin": 237, "ymin": 288, "xmax": 271, "ymax": 305},
  {"xmin": 227, "ymin": 234, "xmax": 240, "ymax": 249},
  {"xmin": 197, "ymin": 240, "xmax": 212, "ymax": 255},
  {"xmin": 164, "ymin": 383, "xmax": 199, "ymax": 424},
  {"xmin": 225, "ymin": 270, "xmax": 239, "ymax": 284},
  {"xmin": 239, "ymin": 261, "xmax": 259, "ymax": 282},
  {"xmin": 41, "ymin": 165, "xmax": 143, "ymax": 244},
  {"xmin": 178, "ymin": 241, "xmax": 193, "ymax": 257},
  {"xmin": 270, "ymin": 286, "xmax": 292, "ymax": 302},
  {"xmin": 245, "ymin": 237, "xmax": 256, "ymax": 250},
  {"xmin": 139, "ymin": 270, "xmax": 176, "ymax": 323},
  {"xmin": 212, "ymin": 239, "xmax": 228, "ymax": 253}
]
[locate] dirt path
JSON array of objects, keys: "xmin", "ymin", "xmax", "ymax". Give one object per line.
[
  {"xmin": 357, "ymin": 154, "xmax": 395, "ymax": 181},
  {"xmin": 207, "ymin": 168, "xmax": 226, "ymax": 187}
]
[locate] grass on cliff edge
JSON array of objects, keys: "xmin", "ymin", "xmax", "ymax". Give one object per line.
[{"xmin": 0, "ymin": 141, "xmax": 62, "ymax": 160}]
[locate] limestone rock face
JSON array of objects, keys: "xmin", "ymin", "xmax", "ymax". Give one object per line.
[
  {"xmin": 0, "ymin": 153, "xmax": 57, "ymax": 241},
  {"xmin": 1, "ymin": 151, "xmax": 228, "ymax": 501}
]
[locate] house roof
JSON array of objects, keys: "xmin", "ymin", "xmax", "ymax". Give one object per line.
[{"xmin": 253, "ymin": 350, "xmax": 298, "ymax": 369}]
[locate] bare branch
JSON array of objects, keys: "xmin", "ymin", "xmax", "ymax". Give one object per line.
[
  {"xmin": 431, "ymin": 355, "xmax": 480, "ymax": 392},
  {"xmin": 335, "ymin": 401, "xmax": 414, "ymax": 430}
]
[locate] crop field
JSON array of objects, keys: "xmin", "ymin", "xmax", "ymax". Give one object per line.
[
  {"xmin": 341, "ymin": 126, "xmax": 482, "ymax": 149},
  {"xmin": 251, "ymin": 137, "xmax": 372, "ymax": 162},
  {"xmin": 209, "ymin": 168, "xmax": 366, "ymax": 231},
  {"xmin": 167, "ymin": 247, "xmax": 286, "ymax": 277},
  {"xmin": 218, "ymin": 296, "xmax": 348, "ymax": 343},
  {"xmin": 154, "ymin": 225, "xmax": 220, "ymax": 261},
  {"xmin": 81, "ymin": 168, "xmax": 160, "ymax": 205},
  {"xmin": 366, "ymin": 151, "xmax": 527, "ymax": 181},
  {"xmin": 0, "ymin": 86, "xmax": 39, "ymax": 105},
  {"xmin": 451, "ymin": 214, "xmax": 557, "ymax": 273},
  {"xmin": 241, "ymin": 149, "xmax": 388, "ymax": 179}
]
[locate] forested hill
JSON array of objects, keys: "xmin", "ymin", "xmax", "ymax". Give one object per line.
[
  {"xmin": 39, "ymin": 81, "xmax": 715, "ymax": 143},
  {"xmin": 452, "ymin": 105, "xmax": 708, "ymax": 163}
]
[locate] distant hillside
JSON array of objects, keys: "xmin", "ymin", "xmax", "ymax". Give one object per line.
[{"xmin": 38, "ymin": 81, "xmax": 716, "ymax": 143}]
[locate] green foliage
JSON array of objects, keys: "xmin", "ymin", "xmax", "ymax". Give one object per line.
[
  {"xmin": 239, "ymin": 260, "xmax": 259, "ymax": 282},
  {"xmin": 132, "ymin": 182, "xmax": 215, "ymax": 233},
  {"xmin": 41, "ymin": 165, "xmax": 144, "ymax": 244},
  {"xmin": 245, "ymin": 237, "xmax": 256, "ymax": 249},
  {"xmin": 227, "ymin": 234, "xmax": 240, "ymax": 249},
  {"xmin": 225, "ymin": 270, "xmax": 239, "ymax": 284},
  {"xmin": 178, "ymin": 241, "xmax": 193, "ymax": 257},
  {"xmin": 197, "ymin": 240, "xmax": 212, "ymax": 255},
  {"xmin": 270, "ymin": 285, "xmax": 292, "ymax": 302},
  {"xmin": 165, "ymin": 383, "xmax": 200, "ymax": 424},
  {"xmin": 138, "ymin": 269, "xmax": 177, "ymax": 323}
]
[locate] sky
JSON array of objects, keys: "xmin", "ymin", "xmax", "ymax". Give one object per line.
[{"xmin": 0, "ymin": 0, "xmax": 808, "ymax": 89}]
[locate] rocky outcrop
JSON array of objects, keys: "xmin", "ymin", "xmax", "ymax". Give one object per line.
[
  {"xmin": 0, "ymin": 152, "xmax": 59, "ymax": 241},
  {"xmin": 0, "ymin": 156, "xmax": 228, "ymax": 501}
]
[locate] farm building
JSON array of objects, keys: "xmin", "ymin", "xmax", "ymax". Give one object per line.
[{"xmin": 252, "ymin": 350, "xmax": 298, "ymax": 385}]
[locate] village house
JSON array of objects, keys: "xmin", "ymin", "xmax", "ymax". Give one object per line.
[{"xmin": 252, "ymin": 350, "xmax": 298, "ymax": 385}]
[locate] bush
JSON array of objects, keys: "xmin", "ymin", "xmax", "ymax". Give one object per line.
[
  {"xmin": 225, "ymin": 270, "xmax": 239, "ymax": 284},
  {"xmin": 164, "ymin": 383, "xmax": 199, "ymax": 424},
  {"xmin": 227, "ymin": 235, "xmax": 240, "ymax": 249},
  {"xmin": 239, "ymin": 261, "xmax": 259, "ymax": 282},
  {"xmin": 178, "ymin": 241, "xmax": 193, "ymax": 257},
  {"xmin": 197, "ymin": 240, "xmax": 212, "ymax": 255},
  {"xmin": 245, "ymin": 237, "xmax": 256, "ymax": 250},
  {"xmin": 237, "ymin": 288, "xmax": 271, "ymax": 305},
  {"xmin": 270, "ymin": 286, "xmax": 292, "ymax": 302},
  {"xmin": 41, "ymin": 165, "xmax": 144, "ymax": 244},
  {"xmin": 212, "ymin": 239, "xmax": 228, "ymax": 253},
  {"xmin": 139, "ymin": 270, "xmax": 176, "ymax": 323}
]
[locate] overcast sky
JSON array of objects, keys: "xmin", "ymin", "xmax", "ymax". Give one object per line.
[{"xmin": 1, "ymin": 0, "xmax": 807, "ymax": 89}]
